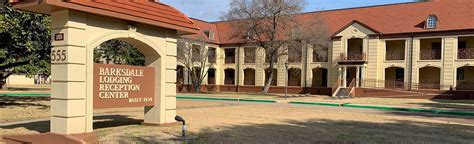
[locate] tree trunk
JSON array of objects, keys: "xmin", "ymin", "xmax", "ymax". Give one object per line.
[{"xmin": 262, "ymin": 56, "xmax": 275, "ymax": 93}]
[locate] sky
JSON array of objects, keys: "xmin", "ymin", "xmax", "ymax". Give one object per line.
[{"xmin": 160, "ymin": 0, "xmax": 415, "ymax": 22}]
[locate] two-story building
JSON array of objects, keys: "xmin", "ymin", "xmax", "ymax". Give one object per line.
[{"xmin": 177, "ymin": 0, "xmax": 474, "ymax": 98}]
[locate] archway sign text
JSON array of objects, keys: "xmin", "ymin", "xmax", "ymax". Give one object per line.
[{"xmin": 93, "ymin": 64, "xmax": 154, "ymax": 109}]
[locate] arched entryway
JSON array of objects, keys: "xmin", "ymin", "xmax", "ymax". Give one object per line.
[
  {"xmin": 456, "ymin": 66, "xmax": 474, "ymax": 90},
  {"xmin": 265, "ymin": 68, "xmax": 277, "ymax": 86},
  {"xmin": 312, "ymin": 68, "xmax": 328, "ymax": 87},
  {"xmin": 12, "ymin": 0, "xmax": 198, "ymax": 136},
  {"xmin": 385, "ymin": 67, "xmax": 405, "ymax": 89},
  {"xmin": 419, "ymin": 66, "xmax": 441, "ymax": 89},
  {"xmin": 288, "ymin": 68, "xmax": 301, "ymax": 86},
  {"xmin": 224, "ymin": 69, "xmax": 235, "ymax": 85},
  {"xmin": 244, "ymin": 68, "xmax": 256, "ymax": 85},
  {"xmin": 208, "ymin": 68, "xmax": 216, "ymax": 85}
]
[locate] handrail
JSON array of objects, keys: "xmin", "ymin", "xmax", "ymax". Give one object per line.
[
  {"xmin": 347, "ymin": 78, "xmax": 357, "ymax": 97},
  {"xmin": 331, "ymin": 78, "xmax": 341, "ymax": 96}
]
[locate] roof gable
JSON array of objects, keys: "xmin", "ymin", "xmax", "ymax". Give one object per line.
[{"xmin": 333, "ymin": 20, "xmax": 378, "ymax": 37}]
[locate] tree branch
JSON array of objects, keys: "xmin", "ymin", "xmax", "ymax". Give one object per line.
[{"xmin": 0, "ymin": 61, "xmax": 30, "ymax": 70}]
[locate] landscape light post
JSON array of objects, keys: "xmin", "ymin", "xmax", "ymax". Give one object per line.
[
  {"xmin": 285, "ymin": 60, "xmax": 289, "ymax": 99},
  {"xmin": 175, "ymin": 116, "xmax": 186, "ymax": 137}
]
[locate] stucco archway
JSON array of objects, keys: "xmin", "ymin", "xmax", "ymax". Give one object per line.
[{"xmin": 12, "ymin": 0, "xmax": 199, "ymax": 135}]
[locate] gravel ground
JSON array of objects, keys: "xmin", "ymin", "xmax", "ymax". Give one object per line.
[{"xmin": 2, "ymin": 100, "xmax": 474, "ymax": 143}]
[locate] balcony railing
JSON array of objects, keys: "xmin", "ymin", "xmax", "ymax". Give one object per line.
[
  {"xmin": 384, "ymin": 79, "xmax": 406, "ymax": 89},
  {"xmin": 458, "ymin": 48, "xmax": 474, "ymax": 59},
  {"xmin": 313, "ymin": 51, "xmax": 328, "ymax": 62},
  {"xmin": 420, "ymin": 49, "xmax": 441, "ymax": 60},
  {"xmin": 386, "ymin": 51, "xmax": 405, "ymax": 61},
  {"xmin": 225, "ymin": 56, "xmax": 235, "ymax": 64},
  {"xmin": 339, "ymin": 52, "xmax": 366, "ymax": 62}
]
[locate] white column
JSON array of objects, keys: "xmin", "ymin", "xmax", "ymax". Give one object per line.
[
  {"xmin": 356, "ymin": 66, "xmax": 360, "ymax": 87},
  {"xmin": 50, "ymin": 10, "xmax": 89, "ymax": 134},
  {"xmin": 342, "ymin": 66, "xmax": 347, "ymax": 87}
]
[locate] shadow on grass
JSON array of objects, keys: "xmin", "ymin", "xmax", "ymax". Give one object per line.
[
  {"xmin": 0, "ymin": 97, "xmax": 50, "ymax": 109},
  {"xmin": 0, "ymin": 115, "xmax": 143, "ymax": 133},
  {"xmin": 406, "ymin": 102, "xmax": 474, "ymax": 111},
  {"xmin": 198, "ymin": 118, "xmax": 474, "ymax": 143}
]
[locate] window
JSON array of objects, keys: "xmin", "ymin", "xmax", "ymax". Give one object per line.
[
  {"xmin": 426, "ymin": 15, "xmax": 438, "ymax": 29},
  {"xmin": 457, "ymin": 68, "xmax": 465, "ymax": 81},
  {"xmin": 204, "ymin": 30, "xmax": 215, "ymax": 40},
  {"xmin": 225, "ymin": 48, "xmax": 235, "ymax": 64},
  {"xmin": 244, "ymin": 47, "xmax": 256, "ymax": 63},
  {"xmin": 459, "ymin": 41, "xmax": 467, "ymax": 49},
  {"xmin": 208, "ymin": 47, "xmax": 216, "ymax": 63}
]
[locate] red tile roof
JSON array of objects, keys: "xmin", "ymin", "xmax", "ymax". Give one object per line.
[
  {"xmin": 181, "ymin": 18, "xmax": 221, "ymax": 44},
  {"xmin": 11, "ymin": 0, "xmax": 200, "ymax": 34},
  {"xmin": 192, "ymin": 0, "xmax": 474, "ymax": 44}
]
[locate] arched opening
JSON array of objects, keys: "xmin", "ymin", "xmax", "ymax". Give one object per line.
[
  {"xmin": 243, "ymin": 68, "xmax": 256, "ymax": 85},
  {"xmin": 94, "ymin": 39, "xmax": 145, "ymax": 66},
  {"xmin": 288, "ymin": 68, "xmax": 301, "ymax": 86},
  {"xmin": 224, "ymin": 69, "xmax": 235, "ymax": 85},
  {"xmin": 385, "ymin": 67, "xmax": 405, "ymax": 89},
  {"xmin": 312, "ymin": 68, "xmax": 328, "ymax": 87},
  {"xmin": 176, "ymin": 65, "xmax": 185, "ymax": 85},
  {"xmin": 419, "ymin": 66, "xmax": 441, "ymax": 89},
  {"xmin": 456, "ymin": 66, "xmax": 474, "ymax": 90},
  {"xmin": 92, "ymin": 37, "xmax": 162, "ymax": 129},
  {"xmin": 208, "ymin": 68, "xmax": 216, "ymax": 85},
  {"xmin": 265, "ymin": 68, "xmax": 278, "ymax": 86},
  {"xmin": 347, "ymin": 38, "xmax": 364, "ymax": 60}
]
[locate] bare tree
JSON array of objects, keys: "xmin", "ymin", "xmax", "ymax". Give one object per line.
[
  {"xmin": 177, "ymin": 36, "xmax": 214, "ymax": 92},
  {"xmin": 221, "ymin": 0, "xmax": 330, "ymax": 93}
]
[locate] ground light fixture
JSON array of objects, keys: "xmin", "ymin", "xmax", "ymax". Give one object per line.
[{"xmin": 175, "ymin": 115, "xmax": 186, "ymax": 137}]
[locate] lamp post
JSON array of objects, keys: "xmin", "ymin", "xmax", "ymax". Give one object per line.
[{"xmin": 284, "ymin": 60, "xmax": 289, "ymax": 99}]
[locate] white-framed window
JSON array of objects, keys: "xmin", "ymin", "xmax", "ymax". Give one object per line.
[
  {"xmin": 204, "ymin": 30, "xmax": 215, "ymax": 40},
  {"xmin": 426, "ymin": 15, "xmax": 438, "ymax": 29}
]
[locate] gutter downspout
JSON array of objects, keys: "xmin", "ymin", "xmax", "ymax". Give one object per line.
[{"xmin": 409, "ymin": 33, "xmax": 415, "ymax": 91}]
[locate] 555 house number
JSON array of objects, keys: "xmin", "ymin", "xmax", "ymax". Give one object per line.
[{"xmin": 51, "ymin": 49, "xmax": 67, "ymax": 62}]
